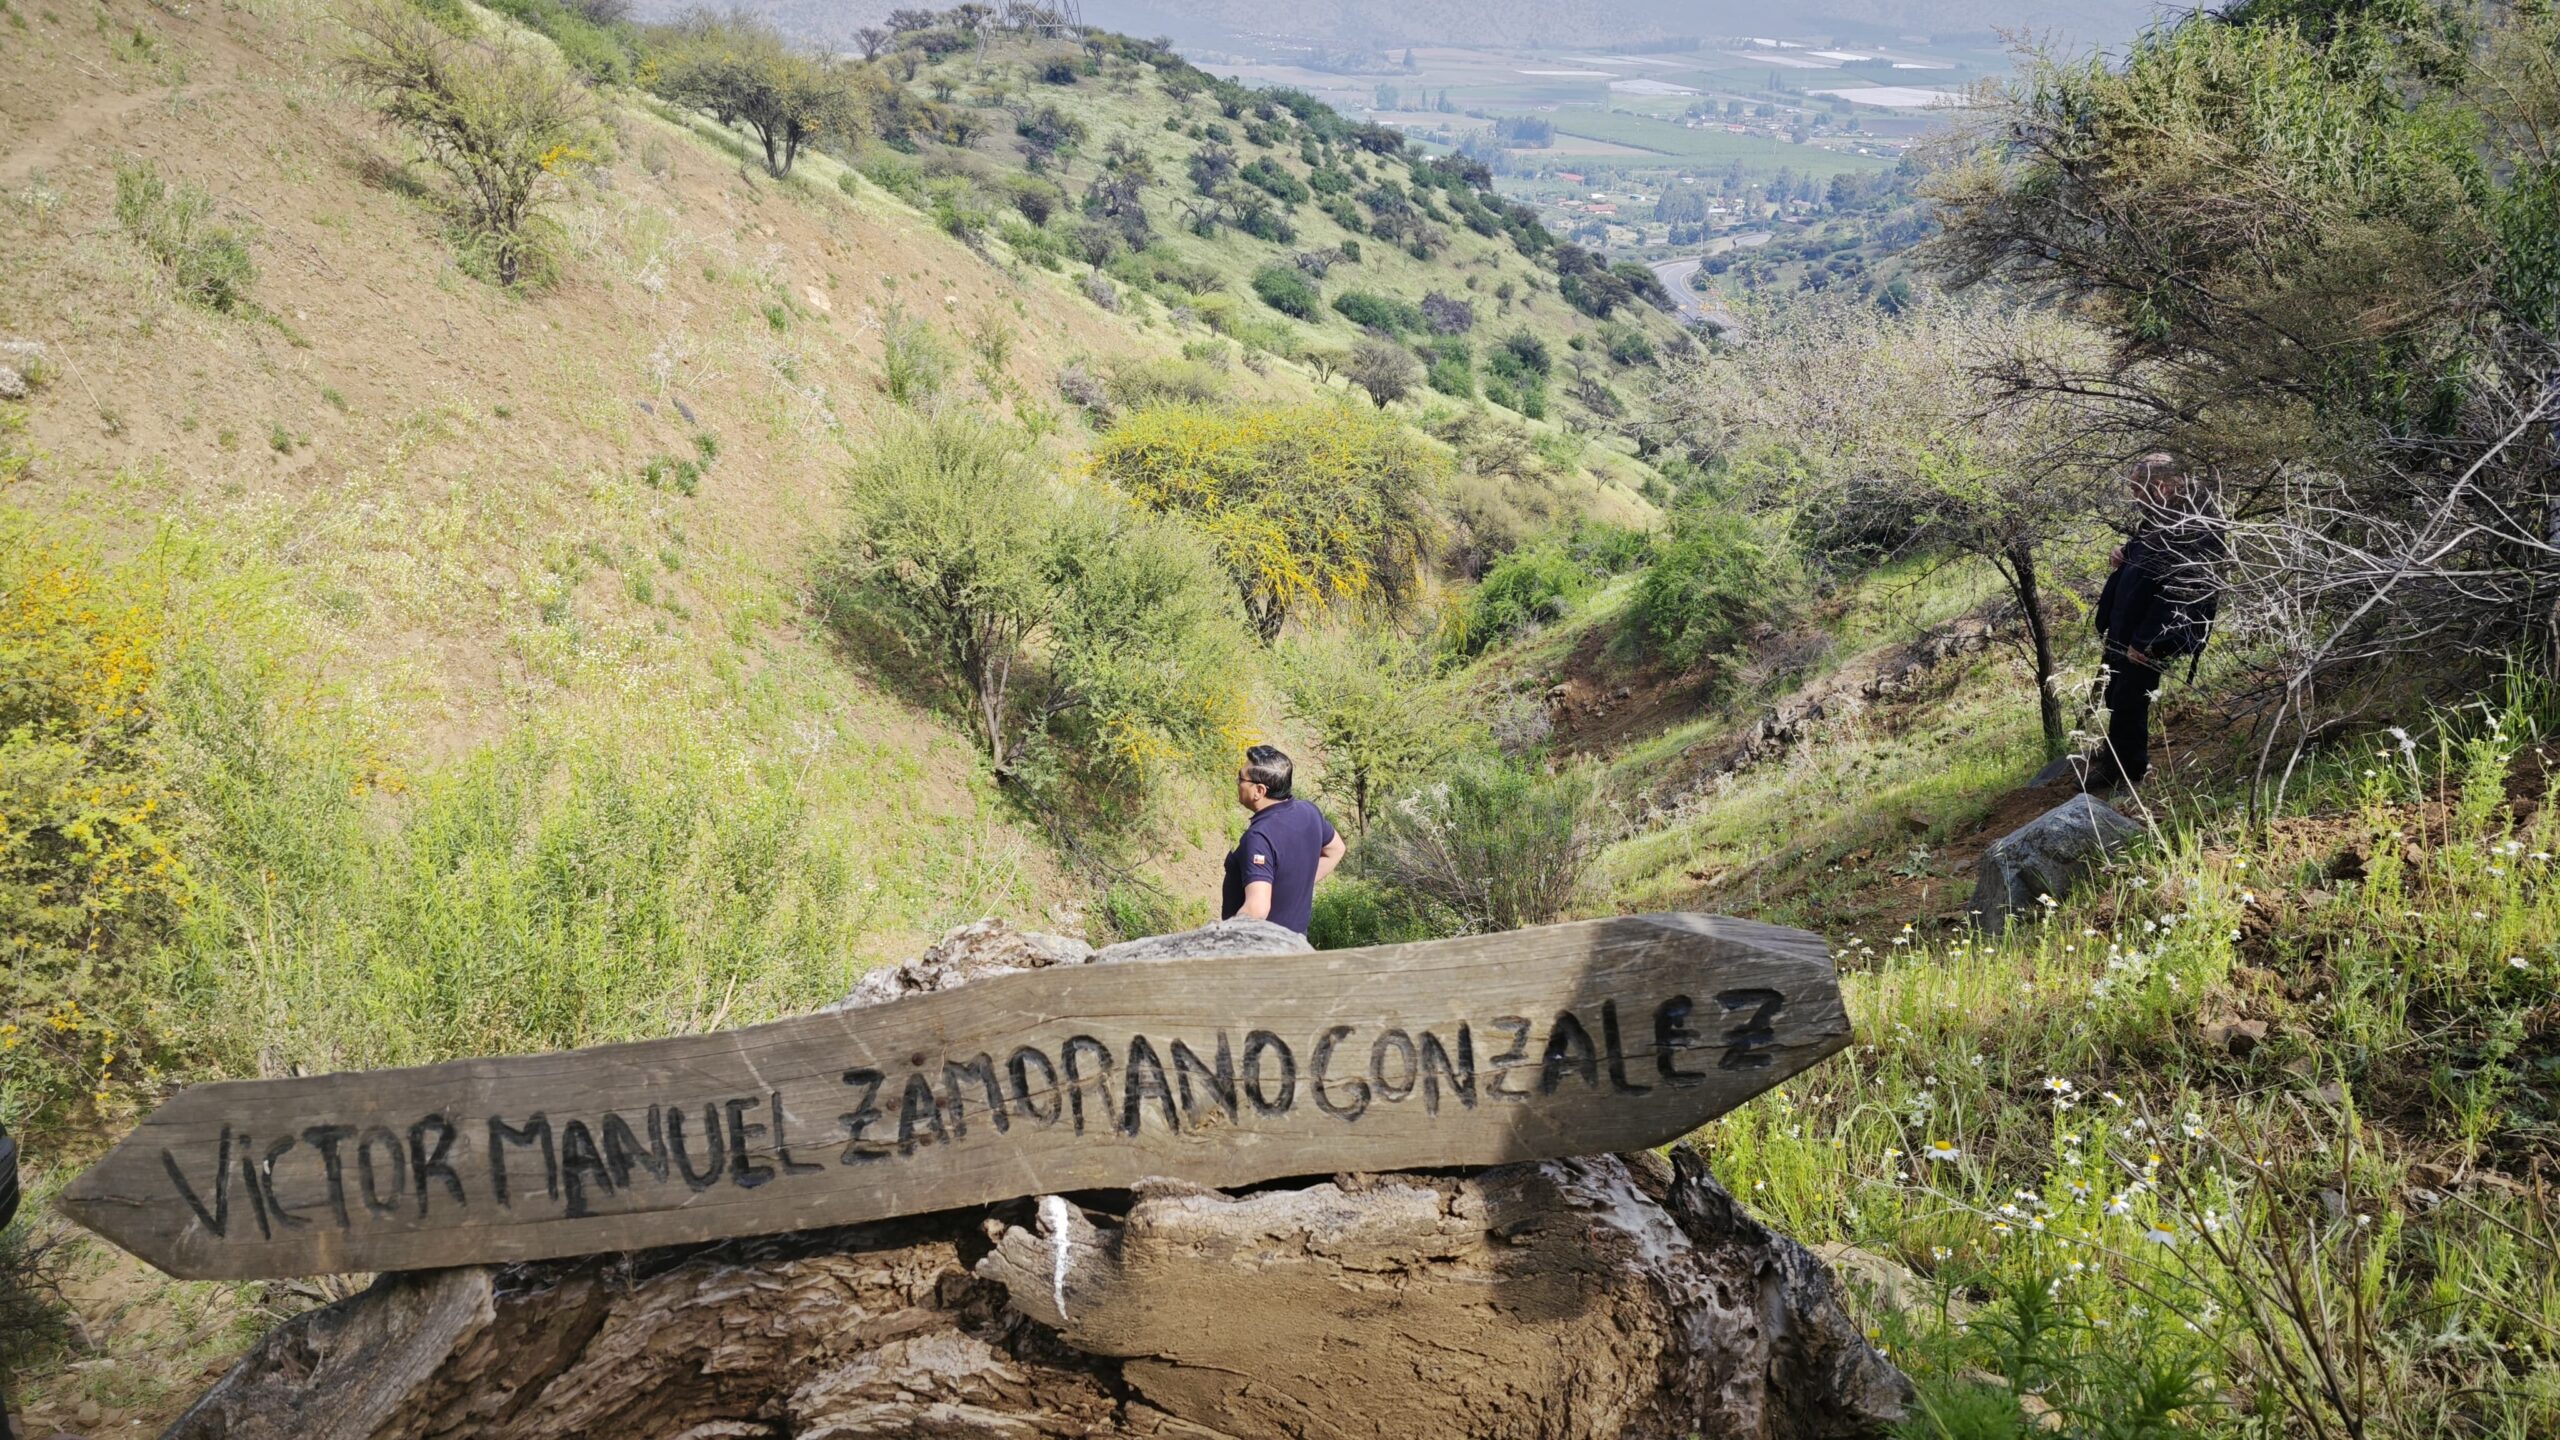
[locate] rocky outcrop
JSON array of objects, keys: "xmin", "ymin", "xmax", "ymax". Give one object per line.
[{"xmin": 163, "ymin": 920, "xmax": 1909, "ymax": 1440}]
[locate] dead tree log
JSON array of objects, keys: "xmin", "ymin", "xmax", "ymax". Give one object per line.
[{"xmin": 163, "ymin": 920, "xmax": 1909, "ymax": 1440}]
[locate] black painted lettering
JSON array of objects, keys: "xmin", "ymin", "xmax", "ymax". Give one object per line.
[
  {"xmin": 301, "ymin": 1124, "xmax": 357, "ymax": 1229},
  {"xmin": 1062, "ymin": 1035, "xmax": 1115, "ymax": 1135},
  {"xmin": 944, "ymin": 1054, "xmax": 1009, "ymax": 1139},
  {"xmin": 1601, "ymin": 1000, "xmax": 1653, "ymax": 1095},
  {"xmin": 259, "ymin": 1134, "xmax": 310, "ymax": 1230},
  {"xmin": 238, "ymin": 1135, "xmax": 272, "ymax": 1241},
  {"xmin": 726, "ymin": 1096, "xmax": 777, "ymax": 1188},
  {"xmin": 162, "ymin": 1126, "xmax": 232, "ymax": 1239},
  {"xmin": 1370, "ymin": 1028, "xmax": 1418, "ymax": 1103},
  {"xmin": 895, "ymin": 1073, "xmax": 946, "ymax": 1155},
  {"xmin": 1242, "ymin": 1030, "xmax": 1296, "ymax": 1116},
  {"xmin": 1311, "ymin": 1025, "xmax": 1371, "ymax": 1122},
  {"xmin": 1120, "ymin": 1035, "xmax": 1180, "ymax": 1136},
  {"xmin": 487, "ymin": 1115, "xmax": 556, "ymax": 1210},
  {"xmin": 357, "ymin": 1127, "xmax": 407, "ymax": 1218},
  {"xmin": 1539, "ymin": 1010, "xmax": 1600, "ymax": 1095},
  {"xmin": 1485, "ymin": 1016, "xmax": 1534, "ymax": 1101},
  {"xmin": 772, "ymin": 1092, "xmax": 824, "ymax": 1175},
  {"xmin": 668, "ymin": 1102, "xmax": 727, "ymax": 1189},
  {"xmin": 1654, "ymin": 996, "xmax": 1707, "ymax": 1088},
  {"xmin": 410, "ymin": 1115, "xmax": 466, "ymax": 1217},
  {"xmin": 1006, "ymin": 1047, "xmax": 1061, "ymax": 1127},
  {"xmin": 838, "ymin": 1069, "xmax": 888, "ymax": 1163},
  {"xmin": 604, "ymin": 1107, "xmax": 669, "ymax": 1188},
  {"xmin": 1171, "ymin": 1033, "xmax": 1237, "ymax": 1124},
  {"xmin": 1419, "ymin": 1025, "xmax": 1476, "ymax": 1115},
  {"xmin": 558, "ymin": 1119, "xmax": 613, "ymax": 1219},
  {"xmin": 1715, "ymin": 988, "xmax": 1786, "ymax": 1070}
]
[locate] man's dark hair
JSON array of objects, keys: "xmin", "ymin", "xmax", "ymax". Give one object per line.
[{"xmin": 1243, "ymin": 744, "xmax": 1294, "ymax": 799}]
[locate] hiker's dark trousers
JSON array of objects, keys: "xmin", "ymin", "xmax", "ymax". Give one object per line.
[{"xmin": 2104, "ymin": 656, "xmax": 2164, "ymax": 784}]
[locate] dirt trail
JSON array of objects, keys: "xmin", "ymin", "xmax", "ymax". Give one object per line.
[{"xmin": 1, "ymin": 87, "xmax": 170, "ymax": 185}]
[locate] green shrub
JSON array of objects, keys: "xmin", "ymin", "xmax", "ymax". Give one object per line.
[
  {"xmin": 113, "ymin": 159, "xmax": 256, "ymax": 313},
  {"xmin": 1275, "ymin": 626, "xmax": 1474, "ymax": 832},
  {"xmin": 342, "ymin": 2, "xmax": 600, "ymax": 289},
  {"xmin": 857, "ymin": 149, "xmax": 926, "ymax": 203},
  {"xmin": 1423, "ymin": 338, "xmax": 1473, "ymax": 399},
  {"xmin": 1307, "ymin": 876, "xmax": 1450, "ymax": 950},
  {"xmin": 1452, "ymin": 544, "xmax": 1589, "ymax": 656},
  {"xmin": 829, "ymin": 414, "xmax": 1249, "ymax": 816},
  {"xmin": 1329, "ymin": 289, "xmax": 1421, "ymax": 333},
  {"xmin": 1252, "ymin": 263, "xmax": 1320, "ymax": 319},
  {"xmin": 879, "ymin": 309, "xmax": 950, "ymax": 406},
  {"xmin": 1365, "ymin": 760, "xmax": 1596, "ymax": 933},
  {"xmin": 1240, "ymin": 156, "xmax": 1309, "ymax": 203},
  {"xmin": 997, "ymin": 216, "xmax": 1070, "ymax": 269},
  {"xmin": 1567, "ymin": 519, "xmax": 1651, "ymax": 575},
  {"xmin": 926, "ymin": 176, "xmax": 992, "ymax": 240},
  {"xmin": 1625, "ymin": 507, "xmax": 1786, "ymax": 670},
  {"xmin": 1600, "ymin": 322, "xmax": 1655, "ymax": 366},
  {"xmin": 1103, "ymin": 356, "xmax": 1222, "ymax": 411}
]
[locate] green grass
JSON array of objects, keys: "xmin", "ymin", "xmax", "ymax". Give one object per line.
[{"xmin": 1695, "ymin": 701, "xmax": 2560, "ymax": 1437}]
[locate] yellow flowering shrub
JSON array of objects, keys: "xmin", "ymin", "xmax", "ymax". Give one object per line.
[
  {"xmin": 1, "ymin": 523, "xmax": 191, "ymax": 1134},
  {"xmin": 1091, "ymin": 401, "xmax": 1445, "ymax": 641}
]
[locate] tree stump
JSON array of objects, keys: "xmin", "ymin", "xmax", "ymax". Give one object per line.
[{"xmin": 162, "ymin": 921, "xmax": 1910, "ymax": 1440}]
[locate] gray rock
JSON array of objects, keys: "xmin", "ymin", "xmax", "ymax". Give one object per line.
[
  {"xmin": 0, "ymin": 366, "xmax": 24, "ymax": 401},
  {"xmin": 2027, "ymin": 754, "xmax": 2090, "ymax": 789},
  {"xmin": 1969, "ymin": 793, "xmax": 2141, "ymax": 933},
  {"xmin": 1095, "ymin": 917, "xmax": 1309, "ymax": 965},
  {"xmin": 828, "ymin": 917, "xmax": 1309, "ymax": 1011}
]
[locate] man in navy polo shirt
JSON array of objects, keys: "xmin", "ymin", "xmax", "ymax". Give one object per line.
[{"xmin": 1220, "ymin": 745, "xmax": 1347, "ymax": 936}]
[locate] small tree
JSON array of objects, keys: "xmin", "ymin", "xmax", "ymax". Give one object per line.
[
  {"xmin": 1276, "ymin": 627, "xmax": 1473, "ymax": 832},
  {"xmin": 831, "ymin": 415, "xmax": 1248, "ymax": 811},
  {"xmin": 1092, "ymin": 402, "xmax": 1444, "ymax": 642},
  {"xmin": 1668, "ymin": 293, "xmax": 2113, "ymax": 759},
  {"xmin": 653, "ymin": 20, "xmax": 862, "ymax": 178},
  {"xmin": 1344, "ymin": 337, "xmax": 1418, "ymax": 407},
  {"xmin": 342, "ymin": 2, "xmax": 600, "ymax": 288}
]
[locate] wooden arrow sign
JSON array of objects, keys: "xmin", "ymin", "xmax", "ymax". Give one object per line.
[{"xmin": 59, "ymin": 913, "xmax": 1848, "ymax": 1280}]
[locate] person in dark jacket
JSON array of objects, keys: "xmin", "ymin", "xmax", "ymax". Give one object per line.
[
  {"xmin": 1221, "ymin": 745, "xmax": 1347, "ymax": 936},
  {"xmin": 2090, "ymin": 453, "xmax": 2227, "ymax": 788}
]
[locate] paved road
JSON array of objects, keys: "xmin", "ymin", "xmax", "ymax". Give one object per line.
[{"xmin": 1649, "ymin": 244, "xmax": 1759, "ymax": 337}]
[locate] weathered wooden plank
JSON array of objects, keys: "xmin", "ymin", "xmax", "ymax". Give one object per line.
[{"xmin": 59, "ymin": 913, "xmax": 1849, "ymax": 1280}]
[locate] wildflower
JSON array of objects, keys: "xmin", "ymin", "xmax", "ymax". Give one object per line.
[
  {"xmin": 1992, "ymin": 1220, "xmax": 2013, "ymax": 1235},
  {"xmin": 1931, "ymin": 1245, "xmax": 1952, "ymax": 1263},
  {"xmin": 2029, "ymin": 1216, "xmax": 2047, "ymax": 1233},
  {"xmin": 2102, "ymin": 1090, "xmax": 2125, "ymax": 1107},
  {"xmin": 2105, "ymin": 1194, "xmax": 2132, "ymax": 1216},
  {"xmin": 2042, "ymin": 1076, "xmax": 2075, "ymax": 1096},
  {"xmin": 1925, "ymin": 1139, "xmax": 1962, "ymax": 1163},
  {"xmin": 2239, "ymin": 890, "xmax": 2257, "ymax": 906},
  {"xmin": 2512, "ymin": 957, "xmax": 2531, "ymax": 971},
  {"xmin": 2068, "ymin": 1180, "xmax": 2091, "ymax": 1202},
  {"xmin": 2142, "ymin": 1223, "xmax": 2178, "ymax": 1246}
]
